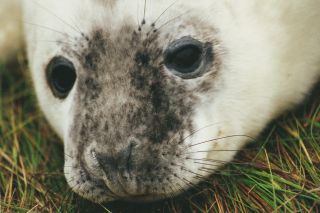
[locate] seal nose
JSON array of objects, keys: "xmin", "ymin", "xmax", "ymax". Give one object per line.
[
  {"xmin": 95, "ymin": 141, "xmax": 137, "ymax": 175},
  {"xmin": 92, "ymin": 141, "xmax": 139, "ymax": 196}
]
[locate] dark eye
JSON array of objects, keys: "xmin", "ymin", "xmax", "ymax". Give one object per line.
[
  {"xmin": 164, "ymin": 37, "xmax": 211, "ymax": 79},
  {"xmin": 46, "ymin": 56, "xmax": 77, "ymax": 99},
  {"xmin": 166, "ymin": 44, "xmax": 202, "ymax": 73}
]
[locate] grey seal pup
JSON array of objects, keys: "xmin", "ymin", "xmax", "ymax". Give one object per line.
[{"xmin": 1, "ymin": 0, "xmax": 319, "ymax": 203}]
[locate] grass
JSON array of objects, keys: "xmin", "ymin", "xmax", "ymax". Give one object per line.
[{"xmin": 0, "ymin": 53, "xmax": 319, "ymax": 213}]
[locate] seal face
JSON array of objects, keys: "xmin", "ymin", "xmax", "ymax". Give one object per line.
[
  {"xmin": 23, "ymin": 0, "xmax": 320, "ymax": 203},
  {"xmin": 63, "ymin": 20, "xmax": 220, "ymax": 202}
]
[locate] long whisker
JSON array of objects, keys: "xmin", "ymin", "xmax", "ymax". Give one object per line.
[
  {"xmin": 29, "ymin": 40, "xmax": 74, "ymax": 46},
  {"xmin": 187, "ymin": 134, "xmax": 257, "ymax": 149},
  {"xmin": 179, "ymin": 162, "xmax": 238, "ymax": 177},
  {"xmin": 190, "ymin": 158, "xmax": 255, "ymax": 166},
  {"xmin": 66, "ymin": 176, "xmax": 76, "ymax": 184},
  {"xmin": 166, "ymin": 129, "xmax": 185, "ymax": 145},
  {"xmin": 173, "ymin": 183, "xmax": 184, "ymax": 196},
  {"xmin": 157, "ymin": 10, "xmax": 191, "ymax": 31},
  {"xmin": 163, "ymin": 113, "xmax": 194, "ymax": 145},
  {"xmin": 192, "ymin": 162, "xmax": 252, "ymax": 176},
  {"xmin": 152, "ymin": 0, "xmax": 179, "ymax": 26},
  {"xmin": 168, "ymin": 184, "xmax": 177, "ymax": 199},
  {"xmin": 143, "ymin": 0, "xmax": 147, "ymax": 24},
  {"xmin": 183, "ymin": 148, "xmax": 259, "ymax": 155},
  {"xmin": 199, "ymin": 167, "xmax": 244, "ymax": 176},
  {"xmin": 177, "ymin": 165, "xmax": 216, "ymax": 185},
  {"xmin": 68, "ymin": 16, "xmax": 85, "ymax": 36},
  {"xmin": 32, "ymin": 0, "xmax": 82, "ymax": 36},
  {"xmin": 184, "ymin": 178, "xmax": 204, "ymax": 193},
  {"xmin": 167, "ymin": 122, "xmax": 222, "ymax": 146},
  {"xmin": 136, "ymin": 0, "xmax": 141, "ymax": 29},
  {"xmin": 181, "ymin": 122, "xmax": 226, "ymax": 145},
  {"xmin": 64, "ymin": 153, "xmax": 73, "ymax": 159},
  {"xmin": 176, "ymin": 175, "xmax": 201, "ymax": 191},
  {"xmin": 176, "ymin": 165, "xmax": 206, "ymax": 179},
  {"xmin": 63, "ymin": 166, "xmax": 75, "ymax": 168},
  {"xmin": 175, "ymin": 181, "xmax": 188, "ymax": 195},
  {"xmin": 22, "ymin": 21, "xmax": 71, "ymax": 37},
  {"xmin": 192, "ymin": 161, "xmax": 225, "ymax": 167}
]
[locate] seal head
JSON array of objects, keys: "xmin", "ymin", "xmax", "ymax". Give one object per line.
[{"xmin": 23, "ymin": 0, "xmax": 320, "ymax": 202}]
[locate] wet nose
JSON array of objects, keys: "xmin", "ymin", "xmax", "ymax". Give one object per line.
[{"xmin": 95, "ymin": 142, "xmax": 137, "ymax": 174}]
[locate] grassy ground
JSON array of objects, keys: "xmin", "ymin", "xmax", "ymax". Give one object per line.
[{"xmin": 0, "ymin": 54, "xmax": 319, "ymax": 213}]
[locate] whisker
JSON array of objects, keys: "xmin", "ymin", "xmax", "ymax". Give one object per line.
[
  {"xmin": 173, "ymin": 166, "xmax": 216, "ymax": 187},
  {"xmin": 166, "ymin": 130, "xmax": 183, "ymax": 145},
  {"xmin": 175, "ymin": 181, "xmax": 187, "ymax": 195},
  {"xmin": 157, "ymin": 10, "xmax": 191, "ymax": 31},
  {"xmin": 68, "ymin": 16, "xmax": 85, "ymax": 36},
  {"xmin": 199, "ymin": 167, "xmax": 243, "ymax": 176},
  {"xmin": 30, "ymin": 40, "xmax": 74, "ymax": 46},
  {"xmin": 176, "ymin": 175, "xmax": 201, "ymax": 191},
  {"xmin": 167, "ymin": 121, "xmax": 222, "ymax": 146},
  {"xmin": 190, "ymin": 158, "xmax": 254, "ymax": 166},
  {"xmin": 61, "ymin": 172, "xmax": 72, "ymax": 175},
  {"xmin": 187, "ymin": 134, "xmax": 257, "ymax": 149},
  {"xmin": 73, "ymin": 182, "xmax": 82, "ymax": 193},
  {"xmin": 22, "ymin": 21, "xmax": 70, "ymax": 37},
  {"xmin": 183, "ymin": 148, "xmax": 258, "ymax": 155},
  {"xmin": 143, "ymin": 0, "xmax": 147, "ymax": 24},
  {"xmin": 180, "ymin": 122, "xmax": 226, "ymax": 145},
  {"xmin": 136, "ymin": 0, "xmax": 141, "ymax": 29},
  {"xmin": 192, "ymin": 161, "xmax": 225, "ymax": 167},
  {"xmin": 66, "ymin": 176, "xmax": 76, "ymax": 184},
  {"xmin": 63, "ymin": 166, "xmax": 75, "ymax": 168},
  {"xmin": 163, "ymin": 114, "xmax": 194, "ymax": 145},
  {"xmin": 168, "ymin": 184, "xmax": 177, "ymax": 199},
  {"xmin": 64, "ymin": 153, "xmax": 73, "ymax": 159},
  {"xmin": 152, "ymin": 0, "xmax": 179, "ymax": 26},
  {"xmin": 184, "ymin": 177, "xmax": 202, "ymax": 191},
  {"xmin": 176, "ymin": 165, "xmax": 206, "ymax": 179},
  {"xmin": 32, "ymin": 0, "xmax": 82, "ymax": 35},
  {"xmin": 193, "ymin": 163, "xmax": 249, "ymax": 176},
  {"xmin": 168, "ymin": 181, "xmax": 178, "ymax": 194}
]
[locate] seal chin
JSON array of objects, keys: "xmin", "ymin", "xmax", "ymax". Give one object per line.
[
  {"xmin": 101, "ymin": 173, "xmax": 137, "ymax": 198},
  {"xmin": 122, "ymin": 194, "xmax": 168, "ymax": 203},
  {"xmin": 98, "ymin": 177, "xmax": 170, "ymax": 202}
]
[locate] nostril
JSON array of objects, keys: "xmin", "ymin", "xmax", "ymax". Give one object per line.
[
  {"xmin": 93, "ymin": 141, "xmax": 138, "ymax": 175},
  {"xmin": 128, "ymin": 140, "xmax": 138, "ymax": 154},
  {"xmin": 125, "ymin": 142, "xmax": 136, "ymax": 173},
  {"xmin": 91, "ymin": 149, "xmax": 97, "ymax": 160},
  {"xmin": 127, "ymin": 137, "xmax": 139, "ymax": 148},
  {"xmin": 94, "ymin": 152, "xmax": 118, "ymax": 174}
]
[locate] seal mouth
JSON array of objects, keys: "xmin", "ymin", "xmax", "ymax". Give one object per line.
[
  {"xmin": 89, "ymin": 150, "xmax": 128, "ymax": 196},
  {"xmin": 86, "ymin": 150, "xmax": 168, "ymax": 200}
]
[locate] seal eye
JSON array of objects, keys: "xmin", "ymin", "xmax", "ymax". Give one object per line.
[
  {"xmin": 46, "ymin": 56, "xmax": 77, "ymax": 99},
  {"xmin": 164, "ymin": 37, "xmax": 210, "ymax": 79},
  {"xmin": 166, "ymin": 45, "xmax": 202, "ymax": 73}
]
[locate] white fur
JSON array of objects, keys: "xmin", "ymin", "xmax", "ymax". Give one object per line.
[{"xmin": 2, "ymin": 0, "xmax": 320, "ymax": 202}]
